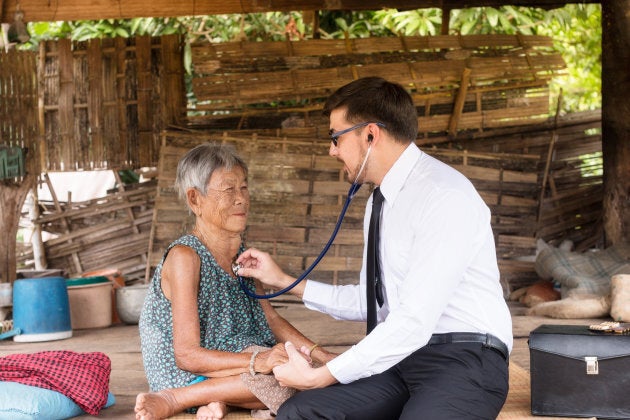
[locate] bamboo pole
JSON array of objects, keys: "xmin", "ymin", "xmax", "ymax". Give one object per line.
[
  {"xmin": 448, "ymin": 67, "xmax": 472, "ymax": 138},
  {"xmin": 536, "ymin": 90, "xmax": 563, "ymax": 224},
  {"xmin": 43, "ymin": 172, "xmax": 83, "ymax": 273}
]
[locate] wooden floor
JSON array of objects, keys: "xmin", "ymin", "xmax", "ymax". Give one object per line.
[{"xmin": 0, "ymin": 301, "xmax": 607, "ymax": 419}]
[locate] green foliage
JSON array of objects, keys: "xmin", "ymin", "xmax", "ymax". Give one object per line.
[
  {"xmin": 317, "ymin": 11, "xmax": 391, "ymax": 38},
  {"xmin": 26, "ymin": 12, "xmax": 307, "ymax": 45},
  {"xmin": 25, "ymin": 18, "xmax": 186, "ymax": 46},
  {"xmin": 372, "ymin": 9, "xmax": 441, "ymax": 36},
  {"xmin": 538, "ymin": 5, "xmax": 601, "ymax": 112}
]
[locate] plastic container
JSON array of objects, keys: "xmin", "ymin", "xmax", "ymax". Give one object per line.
[
  {"xmin": 66, "ymin": 276, "xmax": 112, "ymax": 329},
  {"xmin": 81, "ymin": 268, "xmax": 126, "ymax": 324},
  {"xmin": 0, "ymin": 283, "xmax": 11, "ymax": 307},
  {"xmin": 12, "ymin": 277, "xmax": 72, "ymax": 342}
]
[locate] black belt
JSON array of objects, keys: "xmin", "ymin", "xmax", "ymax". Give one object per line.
[{"xmin": 428, "ymin": 332, "xmax": 509, "ymax": 361}]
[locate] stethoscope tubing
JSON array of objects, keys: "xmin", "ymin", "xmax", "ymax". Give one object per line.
[{"xmin": 238, "ymin": 182, "xmax": 363, "ymax": 299}]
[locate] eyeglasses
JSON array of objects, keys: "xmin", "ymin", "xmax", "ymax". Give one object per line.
[{"xmin": 329, "ymin": 122, "xmax": 386, "ymax": 147}]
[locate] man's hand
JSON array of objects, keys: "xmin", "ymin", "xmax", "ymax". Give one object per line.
[
  {"xmin": 272, "ymin": 342, "xmax": 338, "ymax": 390},
  {"xmin": 236, "ymin": 248, "xmax": 300, "ymax": 295}
]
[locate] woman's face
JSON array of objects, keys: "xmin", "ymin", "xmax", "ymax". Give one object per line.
[{"xmin": 198, "ymin": 165, "xmax": 249, "ymax": 234}]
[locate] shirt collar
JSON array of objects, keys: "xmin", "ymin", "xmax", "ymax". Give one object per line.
[{"xmin": 379, "ymin": 143, "xmax": 422, "ymax": 205}]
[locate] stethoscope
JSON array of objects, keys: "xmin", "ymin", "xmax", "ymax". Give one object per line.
[{"xmin": 234, "ymin": 145, "xmax": 373, "ymax": 299}]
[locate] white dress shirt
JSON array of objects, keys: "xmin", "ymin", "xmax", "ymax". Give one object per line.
[{"xmin": 303, "ymin": 143, "xmax": 513, "ymax": 384}]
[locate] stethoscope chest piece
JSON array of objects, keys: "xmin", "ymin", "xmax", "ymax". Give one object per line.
[{"xmin": 232, "ymin": 261, "xmax": 242, "ymax": 277}]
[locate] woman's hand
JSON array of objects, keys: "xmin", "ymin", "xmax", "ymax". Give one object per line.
[{"xmin": 255, "ymin": 343, "xmax": 290, "ymax": 374}]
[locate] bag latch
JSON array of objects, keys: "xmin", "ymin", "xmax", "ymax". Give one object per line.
[{"xmin": 585, "ymin": 356, "xmax": 599, "ymax": 375}]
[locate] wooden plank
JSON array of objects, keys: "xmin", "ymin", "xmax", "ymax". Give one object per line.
[
  {"xmin": 87, "ymin": 39, "xmax": 105, "ymax": 167},
  {"xmin": 100, "ymin": 38, "xmax": 119, "ymax": 169},
  {"xmin": 448, "ymin": 67, "xmax": 472, "ymax": 137},
  {"xmin": 136, "ymin": 35, "xmax": 154, "ymax": 167},
  {"xmin": 57, "ymin": 38, "xmax": 75, "ymax": 170},
  {"xmin": 3, "ymin": 1, "xmax": 577, "ymax": 23},
  {"xmin": 115, "ymin": 37, "xmax": 129, "ymax": 167},
  {"xmin": 192, "ymin": 35, "xmax": 555, "ymax": 61},
  {"xmin": 43, "ymin": 173, "xmax": 83, "ymax": 272},
  {"xmin": 247, "ymin": 226, "xmax": 306, "ymax": 243},
  {"xmin": 161, "ymin": 34, "xmax": 185, "ymax": 127}
]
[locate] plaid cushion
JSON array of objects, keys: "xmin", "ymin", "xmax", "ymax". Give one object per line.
[
  {"xmin": 535, "ymin": 242, "xmax": 630, "ymax": 297},
  {"xmin": 0, "ymin": 350, "xmax": 111, "ymax": 415}
]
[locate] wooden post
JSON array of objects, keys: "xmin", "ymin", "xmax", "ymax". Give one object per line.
[
  {"xmin": 601, "ymin": 0, "xmax": 630, "ymax": 245},
  {"xmin": 537, "ymin": 91, "xmax": 563, "ymax": 224},
  {"xmin": 25, "ymin": 189, "xmax": 47, "ymax": 270},
  {"xmin": 0, "ymin": 174, "xmax": 34, "ymax": 284},
  {"xmin": 441, "ymin": 6, "xmax": 452, "ymax": 35},
  {"xmin": 448, "ymin": 67, "xmax": 471, "ymax": 139}
]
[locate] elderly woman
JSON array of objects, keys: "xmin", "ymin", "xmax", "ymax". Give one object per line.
[{"xmin": 135, "ymin": 143, "xmax": 332, "ymax": 420}]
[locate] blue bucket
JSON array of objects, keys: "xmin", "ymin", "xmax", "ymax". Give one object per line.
[{"xmin": 12, "ymin": 277, "xmax": 73, "ymax": 342}]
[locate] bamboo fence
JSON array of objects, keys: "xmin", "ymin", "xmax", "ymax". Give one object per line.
[
  {"xmin": 38, "ymin": 34, "xmax": 185, "ymax": 171},
  {"xmin": 143, "ymin": 112, "xmax": 601, "ymax": 295},
  {"xmin": 15, "ymin": 111, "xmax": 601, "ymax": 295},
  {"xmin": 188, "ymin": 34, "xmax": 565, "ymax": 139},
  {"xmin": 9, "ymin": 34, "xmax": 600, "ymax": 296}
]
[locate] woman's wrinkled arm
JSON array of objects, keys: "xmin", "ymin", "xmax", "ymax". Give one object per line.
[{"xmin": 163, "ymin": 246, "xmax": 253, "ymax": 377}]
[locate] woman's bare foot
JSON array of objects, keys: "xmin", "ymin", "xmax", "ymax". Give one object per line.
[
  {"xmin": 196, "ymin": 401, "xmax": 230, "ymax": 420},
  {"xmin": 135, "ymin": 389, "xmax": 180, "ymax": 420}
]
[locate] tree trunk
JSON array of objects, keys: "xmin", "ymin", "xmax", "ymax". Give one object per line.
[
  {"xmin": 601, "ymin": 1, "xmax": 630, "ymax": 246},
  {"xmin": 0, "ymin": 175, "xmax": 35, "ymax": 284}
]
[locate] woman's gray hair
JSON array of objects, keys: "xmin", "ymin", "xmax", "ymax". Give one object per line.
[{"xmin": 175, "ymin": 142, "xmax": 248, "ymax": 203}]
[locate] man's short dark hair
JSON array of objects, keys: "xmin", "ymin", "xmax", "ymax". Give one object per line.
[{"xmin": 323, "ymin": 77, "xmax": 418, "ymax": 143}]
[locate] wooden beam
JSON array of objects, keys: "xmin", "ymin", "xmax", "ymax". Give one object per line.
[
  {"xmin": 447, "ymin": 67, "xmax": 471, "ymax": 138},
  {"xmin": 1, "ymin": 0, "xmax": 593, "ymax": 23},
  {"xmin": 441, "ymin": 5, "xmax": 452, "ymax": 35}
]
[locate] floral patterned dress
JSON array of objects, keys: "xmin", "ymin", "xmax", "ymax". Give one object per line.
[{"xmin": 139, "ymin": 234, "xmax": 276, "ymax": 391}]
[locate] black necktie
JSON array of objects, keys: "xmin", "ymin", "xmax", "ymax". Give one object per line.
[{"xmin": 366, "ymin": 187, "xmax": 385, "ymax": 334}]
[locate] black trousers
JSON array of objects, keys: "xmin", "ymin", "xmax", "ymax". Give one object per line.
[{"xmin": 276, "ymin": 341, "xmax": 509, "ymax": 420}]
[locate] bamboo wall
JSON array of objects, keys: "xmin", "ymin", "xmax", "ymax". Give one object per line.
[
  {"xmin": 15, "ymin": 112, "xmax": 602, "ymax": 294},
  {"xmin": 0, "ymin": 48, "xmax": 38, "ymax": 171},
  {"xmin": 145, "ymin": 112, "xmax": 602, "ymax": 295},
  {"xmin": 456, "ymin": 110, "xmax": 604, "ymax": 251},
  {"xmin": 39, "ymin": 34, "xmax": 185, "ymax": 171},
  {"xmin": 9, "ymin": 34, "xmax": 601, "ymax": 296},
  {"xmin": 4, "ymin": 34, "xmax": 564, "ymax": 170},
  {"xmin": 188, "ymin": 34, "xmax": 566, "ymax": 139}
]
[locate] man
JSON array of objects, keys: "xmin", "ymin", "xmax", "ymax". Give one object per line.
[{"xmin": 237, "ymin": 76, "xmax": 512, "ymax": 419}]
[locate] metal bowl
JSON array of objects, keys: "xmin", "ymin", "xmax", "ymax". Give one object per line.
[{"xmin": 115, "ymin": 284, "xmax": 149, "ymax": 324}]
